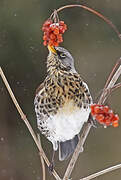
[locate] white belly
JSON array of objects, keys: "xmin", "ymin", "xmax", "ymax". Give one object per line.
[{"xmin": 47, "ymin": 100, "xmax": 91, "ymax": 142}]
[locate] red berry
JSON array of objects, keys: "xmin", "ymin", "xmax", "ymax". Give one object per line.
[
  {"xmin": 53, "ymin": 27, "xmax": 59, "ymax": 35},
  {"xmin": 59, "ymin": 21, "xmax": 65, "ymax": 25},
  {"xmin": 42, "ymin": 27, "xmax": 50, "ymax": 32},
  {"xmin": 57, "ymin": 34, "xmax": 63, "ymax": 42},
  {"xmin": 59, "ymin": 26, "xmax": 65, "ymax": 34},
  {"xmin": 50, "ymin": 24, "xmax": 56, "ymax": 31},
  {"xmin": 53, "ymin": 41, "xmax": 59, "ymax": 46},
  {"xmin": 105, "ymin": 117, "xmax": 111, "ymax": 126},
  {"xmin": 94, "ymin": 105, "xmax": 101, "ymax": 114},
  {"xmin": 113, "ymin": 114, "xmax": 119, "ymax": 122},
  {"xmin": 43, "ymin": 19, "xmax": 52, "ymax": 27},
  {"xmin": 57, "ymin": 38, "xmax": 63, "ymax": 43},
  {"xmin": 45, "ymin": 31, "xmax": 51, "ymax": 38},
  {"xmin": 43, "ymin": 35, "xmax": 48, "ymax": 41},
  {"xmin": 91, "ymin": 111, "xmax": 95, "ymax": 116},
  {"xmin": 42, "ymin": 27, "xmax": 46, "ymax": 31},
  {"xmin": 43, "ymin": 41, "xmax": 47, "ymax": 46},
  {"xmin": 90, "ymin": 104, "xmax": 95, "ymax": 110},
  {"xmin": 103, "ymin": 106, "xmax": 110, "ymax": 113},
  {"xmin": 57, "ymin": 34, "xmax": 62, "ymax": 38},
  {"xmin": 90, "ymin": 104, "xmax": 96, "ymax": 115},
  {"xmin": 108, "ymin": 111, "xmax": 115, "ymax": 122},
  {"xmin": 112, "ymin": 121, "xmax": 119, "ymax": 127},
  {"xmin": 63, "ymin": 24, "xmax": 67, "ymax": 30},
  {"xmin": 48, "ymin": 39, "xmax": 54, "ymax": 46},
  {"xmin": 90, "ymin": 104, "xmax": 95, "ymax": 109},
  {"xmin": 42, "ymin": 19, "xmax": 67, "ymax": 46},
  {"xmin": 95, "ymin": 114, "xmax": 104, "ymax": 123},
  {"xmin": 50, "ymin": 33, "xmax": 56, "ymax": 40},
  {"xmin": 90, "ymin": 103, "xmax": 119, "ymax": 128}
]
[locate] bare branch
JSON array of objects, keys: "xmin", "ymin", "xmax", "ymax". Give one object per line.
[
  {"xmin": 110, "ymin": 82, "xmax": 121, "ymax": 92},
  {"xmin": 80, "ymin": 163, "xmax": 121, "ymax": 180},
  {"xmin": 38, "ymin": 134, "xmax": 46, "ymax": 180},
  {"xmin": 0, "ymin": 67, "xmax": 61, "ymax": 180},
  {"xmin": 106, "ymin": 65, "xmax": 121, "ymax": 89},
  {"xmin": 55, "ymin": 4, "xmax": 121, "ymax": 40},
  {"xmin": 98, "ymin": 62, "xmax": 121, "ymax": 104},
  {"xmin": 103, "ymin": 58, "xmax": 121, "ymax": 91},
  {"xmin": 102, "ymin": 82, "xmax": 121, "ymax": 103}
]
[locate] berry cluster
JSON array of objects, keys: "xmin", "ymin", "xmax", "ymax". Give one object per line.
[
  {"xmin": 91, "ymin": 104, "xmax": 119, "ymax": 127},
  {"xmin": 42, "ymin": 19, "xmax": 67, "ymax": 46}
]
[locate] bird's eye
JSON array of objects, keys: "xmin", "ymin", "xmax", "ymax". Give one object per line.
[{"xmin": 60, "ymin": 53, "xmax": 66, "ymax": 58}]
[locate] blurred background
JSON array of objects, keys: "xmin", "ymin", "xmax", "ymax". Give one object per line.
[{"xmin": 0, "ymin": 0, "xmax": 121, "ymax": 179}]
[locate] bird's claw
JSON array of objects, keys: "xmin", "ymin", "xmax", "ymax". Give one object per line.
[
  {"xmin": 48, "ymin": 162, "xmax": 54, "ymax": 173},
  {"xmin": 88, "ymin": 114, "xmax": 97, "ymax": 128}
]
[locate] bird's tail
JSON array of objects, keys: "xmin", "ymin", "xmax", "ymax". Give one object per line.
[{"xmin": 59, "ymin": 135, "xmax": 79, "ymax": 161}]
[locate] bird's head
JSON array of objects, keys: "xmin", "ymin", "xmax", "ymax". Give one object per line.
[{"xmin": 47, "ymin": 45, "xmax": 76, "ymax": 74}]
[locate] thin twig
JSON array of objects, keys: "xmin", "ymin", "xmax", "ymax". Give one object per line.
[
  {"xmin": 55, "ymin": 4, "xmax": 121, "ymax": 40},
  {"xmin": 106, "ymin": 65, "xmax": 121, "ymax": 89},
  {"xmin": 63, "ymin": 59, "xmax": 121, "ymax": 180},
  {"xmin": 110, "ymin": 82, "xmax": 121, "ymax": 92},
  {"xmin": 98, "ymin": 58, "xmax": 121, "ymax": 104},
  {"xmin": 103, "ymin": 58, "xmax": 121, "ymax": 90},
  {"xmin": 38, "ymin": 134, "xmax": 46, "ymax": 180},
  {"xmin": 80, "ymin": 163, "xmax": 121, "ymax": 180},
  {"xmin": 102, "ymin": 82, "xmax": 121, "ymax": 103},
  {"xmin": 0, "ymin": 67, "xmax": 61, "ymax": 180},
  {"xmin": 98, "ymin": 64, "xmax": 121, "ymax": 104}
]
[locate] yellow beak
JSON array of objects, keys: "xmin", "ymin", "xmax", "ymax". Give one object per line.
[{"xmin": 48, "ymin": 45, "xmax": 57, "ymax": 54}]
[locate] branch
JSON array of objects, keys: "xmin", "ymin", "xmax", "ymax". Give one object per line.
[
  {"xmin": 38, "ymin": 134, "xmax": 46, "ymax": 180},
  {"xmin": 98, "ymin": 58, "xmax": 121, "ymax": 104},
  {"xmin": 55, "ymin": 4, "xmax": 121, "ymax": 40},
  {"xmin": 103, "ymin": 58, "xmax": 121, "ymax": 91},
  {"xmin": 0, "ymin": 67, "xmax": 61, "ymax": 180},
  {"xmin": 80, "ymin": 163, "xmax": 121, "ymax": 180},
  {"xmin": 63, "ymin": 58, "xmax": 121, "ymax": 180},
  {"xmin": 110, "ymin": 82, "xmax": 121, "ymax": 92}
]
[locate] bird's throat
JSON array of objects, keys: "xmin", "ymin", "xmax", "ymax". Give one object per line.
[{"xmin": 47, "ymin": 53, "xmax": 60, "ymax": 75}]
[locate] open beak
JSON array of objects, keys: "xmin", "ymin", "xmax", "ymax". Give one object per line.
[{"xmin": 48, "ymin": 45, "xmax": 57, "ymax": 54}]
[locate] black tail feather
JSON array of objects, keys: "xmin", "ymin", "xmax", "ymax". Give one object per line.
[{"xmin": 59, "ymin": 135, "xmax": 79, "ymax": 161}]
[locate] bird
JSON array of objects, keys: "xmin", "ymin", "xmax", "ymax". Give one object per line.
[{"xmin": 34, "ymin": 45, "xmax": 92, "ymax": 166}]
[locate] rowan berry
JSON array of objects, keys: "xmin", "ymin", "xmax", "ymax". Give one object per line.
[
  {"xmin": 50, "ymin": 33, "xmax": 56, "ymax": 40},
  {"xmin": 42, "ymin": 19, "xmax": 67, "ymax": 46},
  {"xmin": 43, "ymin": 35, "xmax": 48, "ymax": 41},
  {"xmin": 103, "ymin": 106, "xmax": 110, "ymax": 113},
  {"xmin": 95, "ymin": 114, "xmax": 104, "ymax": 123},
  {"xmin": 93, "ymin": 105, "xmax": 101, "ymax": 114},
  {"xmin": 43, "ymin": 41, "xmax": 47, "ymax": 46},
  {"xmin": 91, "ymin": 104, "xmax": 119, "ymax": 128},
  {"xmin": 53, "ymin": 27, "xmax": 59, "ymax": 35},
  {"xmin": 112, "ymin": 121, "xmax": 119, "ymax": 127},
  {"xmin": 59, "ymin": 21, "xmax": 65, "ymax": 25}
]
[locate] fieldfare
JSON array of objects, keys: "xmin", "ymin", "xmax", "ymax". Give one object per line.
[{"xmin": 34, "ymin": 46, "xmax": 92, "ymax": 163}]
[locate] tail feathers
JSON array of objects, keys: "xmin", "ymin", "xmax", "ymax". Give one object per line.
[{"xmin": 59, "ymin": 135, "xmax": 79, "ymax": 161}]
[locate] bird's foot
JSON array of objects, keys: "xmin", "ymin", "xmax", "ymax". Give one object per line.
[
  {"xmin": 48, "ymin": 150, "xmax": 55, "ymax": 173},
  {"xmin": 48, "ymin": 161, "xmax": 54, "ymax": 173},
  {"xmin": 88, "ymin": 114, "xmax": 97, "ymax": 128},
  {"xmin": 79, "ymin": 146, "xmax": 84, "ymax": 153}
]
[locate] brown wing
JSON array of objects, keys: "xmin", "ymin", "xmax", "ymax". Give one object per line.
[{"xmin": 34, "ymin": 82, "xmax": 50, "ymax": 136}]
